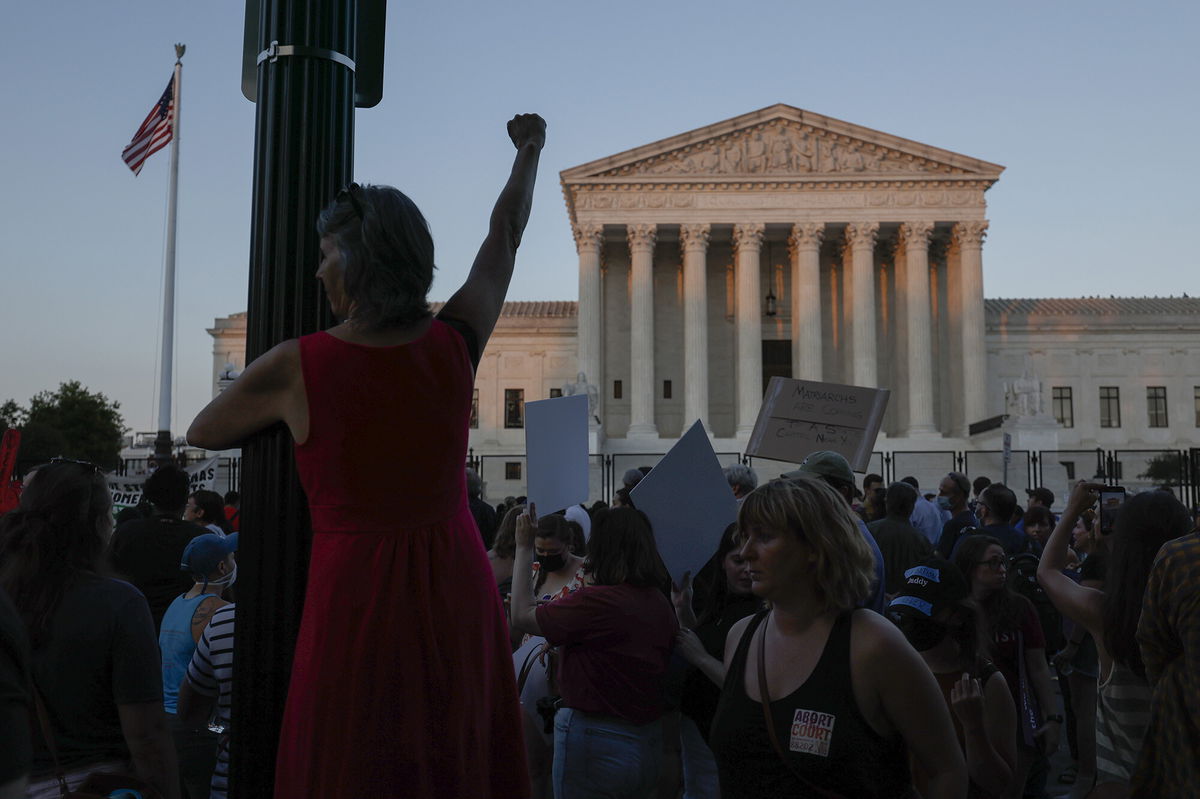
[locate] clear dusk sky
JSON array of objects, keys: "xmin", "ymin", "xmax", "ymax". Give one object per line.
[{"xmin": 1, "ymin": 0, "xmax": 1197, "ymax": 438}]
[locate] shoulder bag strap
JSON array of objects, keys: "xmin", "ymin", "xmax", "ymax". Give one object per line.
[
  {"xmin": 517, "ymin": 640, "xmax": 554, "ymax": 695},
  {"xmin": 28, "ymin": 681, "xmax": 71, "ymax": 798},
  {"xmin": 755, "ymin": 613, "xmax": 849, "ymax": 799}
]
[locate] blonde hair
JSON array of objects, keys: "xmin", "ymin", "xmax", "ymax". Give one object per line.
[{"xmin": 738, "ymin": 475, "xmax": 875, "ymax": 613}]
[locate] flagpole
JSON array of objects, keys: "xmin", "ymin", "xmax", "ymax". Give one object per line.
[{"xmin": 154, "ymin": 43, "xmax": 185, "ymax": 464}]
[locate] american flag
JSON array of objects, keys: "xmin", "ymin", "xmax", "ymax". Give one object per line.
[{"xmin": 121, "ymin": 77, "xmax": 175, "ymax": 176}]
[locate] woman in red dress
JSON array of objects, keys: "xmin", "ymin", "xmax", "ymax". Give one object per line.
[{"xmin": 188, "ymin": 113, "xmax": 546, "ymax": 798}]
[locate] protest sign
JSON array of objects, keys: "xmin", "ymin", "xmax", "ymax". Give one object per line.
[
  {"xmin": 746, "ymin": 377, "xmax": 889, "ymax": 472},
  {"xmin": 630, "ymin": 420, "xmax": 739, "ymax": 581},
  {"xmin": 524, "ymin": 394, "xmax": 590, "ymax": 514},
  {"xmin": 106, "ymin": 457, "xmax": 219, "ymax": 518}
]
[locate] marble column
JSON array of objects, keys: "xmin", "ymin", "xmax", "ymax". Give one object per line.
[
  {"xmin": 734, "ymin": 223, "xmax": 765, "ymax": 436},
  {"xmin": 680, "ymin": 223, "xmax": 711, "ymax": 432},
  {"xmin": 846, "ymin": 222, "xmax": 880, "ymax": 387},
  {"xmin": 788, "ymin": 223, "xmax": 824, "ymax": 381},
  {"xmin": 902, "ymin": 221, "xmax": 937, "ymax": 435},
  {"xmin": 573, "ymin": 223, "xmax": 604, "ymax": 417},
  {"xmin": 954, "ymin": 220, "xmax": 989, "ymax": 433},
  {"xmin": 627, "ymin": 223, "xmax": 658, "ymax": 438}
]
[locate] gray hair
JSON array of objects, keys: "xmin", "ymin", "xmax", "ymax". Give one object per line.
[
  {"xmin": 465, "ymin": 467, "xmax": 482, "ymax": 498},
  {"xmin": 622, "ymin": 468, "xmax": 646, "ymax": 489},
  {"xmin": 723, "ymin": 464, "xmax": 758, "ymax": 494}
]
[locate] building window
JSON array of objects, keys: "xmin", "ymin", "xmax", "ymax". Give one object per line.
[
  {"xmin": 663, "ymin": 380, "xmax": 672, "ymax": 399},
  {"xmin": 613, "ymin": 380, "xmax": 623, "ymax": 399},
  {"xmin": 1194, "ymin": 387, "xmax": 1200, "ymax": 427},
  {"xmin": 1061, "ymin": 461, "xmax": 1075, "ymax": 480},
  {"xmin": 1051, "ymin": 387, "xmax": 1074, "ymax": 428},
  {"xmin": 470, "ymin": 389, "xmax": 479, "ymax": 429},
  {"xmin": 1147, "ymin": 386, "xmax": 1168, "ymax": 428},
  {"xmin": 504, "ymin": 389, "xmax": 524, "ymax": 428},
  {"xmin": 549, "ymin": 388, "xmax": 562, "ymax": 399},
  {"xmin": 1099, "ymin": 387, "xmax": 1121, "ymax": 428},
  {"xmin": 505, "ymin": 462, "xmax": 522, "ymax": 480}
]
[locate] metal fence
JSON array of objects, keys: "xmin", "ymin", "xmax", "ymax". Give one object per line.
[{"xmin": 126, "ymin": 447, "xmax": 1199, "ymax": 511}]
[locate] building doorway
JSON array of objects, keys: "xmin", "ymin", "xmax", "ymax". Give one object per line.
[{"xmin": 762, "ymin": 340, "xmax": 792, "ymax": 392}]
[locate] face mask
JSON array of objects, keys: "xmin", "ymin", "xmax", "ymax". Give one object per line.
[
  {"xmin": 901, "ymin": 616, "xmax": 948, "ymax": 652},
  {"xmin": 205, "ymin": 562, "xmax": 238, "ymax": 591},
  {"xmin": 536, "ymin": 552, "xmax": 567, "ymax": 573},
  {"xmin": 936, "ymin": 496, "xmax": 952, "ymax": 511}
]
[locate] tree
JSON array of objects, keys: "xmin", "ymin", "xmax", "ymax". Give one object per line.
[
  {"xmin": 1138, "ymin": 452, "xmax": 1185, "ymax": 486},
  {"xmin": 16, "ymin": 381, "xmax": 127, "ymax": 471},
  {"xmin": 0, "ymin": 399, "xmax": 26, "ymax": 430}
]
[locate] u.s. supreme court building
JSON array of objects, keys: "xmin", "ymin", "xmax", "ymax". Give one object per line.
[{"xmin": 207, "ymin": 105, "xmax": 1200, "ymax": 505}]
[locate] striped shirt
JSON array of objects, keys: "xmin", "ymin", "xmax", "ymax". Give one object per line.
[
  {"xmin": 186, "ymin": 603, "xmax": 235, "ymax": 799},
  {"xmin": 1095, "ymin": 659, "xmax": 1151, "ymax": 785}
]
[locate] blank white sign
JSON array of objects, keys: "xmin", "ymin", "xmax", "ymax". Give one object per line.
[
  {"xmin": 524, "ymin": 394, "xmax": 590, "ymax": 514},
  {"xmin": 630, "ymin": 420, "xmax": 739, "ymax": 580}
]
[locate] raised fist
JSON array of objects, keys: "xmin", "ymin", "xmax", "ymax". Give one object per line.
[{"xmin": 507, "ymin": 113, "xmax": 546, "ymax": 151}]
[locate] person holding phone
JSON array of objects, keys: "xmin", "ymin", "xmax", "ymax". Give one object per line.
[{"xmin": 1036, "ymin": 481, "xmax": 1190, "ymax": 797}]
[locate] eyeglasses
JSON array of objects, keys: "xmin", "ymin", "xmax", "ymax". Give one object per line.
[
  {"xmin": 976, "ymin": 555, "xmax": 1007, "ymax": 571},
  {"xmin": 49, "ymin": 457, "xmax": 101, "ymax": 474},
  {"xmin": 337, "ymin": 182, "xmax": 366, "ymax": 219}
]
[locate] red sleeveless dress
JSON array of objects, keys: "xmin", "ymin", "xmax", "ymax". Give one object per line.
[{"xmin": 274, "ymin": 322, "xmax": 529, "ymax": 798}]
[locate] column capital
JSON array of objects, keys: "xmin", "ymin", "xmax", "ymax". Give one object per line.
[
  {"xmin": 952, "ymin": 220, "xmax": 989, "ymax": 248},
  {"xmin": 626, "ymin": 223, "xmax": 657, "ymax": 253},
  {"xmin": 572, "ymin": 222, "xmax": 604, "ymax": 254},
  {"xmin": 787, "ymin": 222, "xmax": 824, "ymax": 255},
  {"xmin": 732, "ymin": 222, "xmax": 765, "ymax": 252},
  {"xmin": 679, "ymin": 223, "xmax": 711, "ymax": 253},
  {"xmin": 900, "ymin": 221, "xmax": 935, "ymax": 248},
  {"xmin": 845, "ymin": 221, "xmax": 880, "ymax": 250}
]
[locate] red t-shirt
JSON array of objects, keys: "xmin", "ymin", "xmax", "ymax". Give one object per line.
[
  {"xmin": 993, "ymin": 595, "xmax": 1045, "ymax": 711},
  {"xmin": 536, "ymin": 583, "xmax": 677, "ymax": 725}
]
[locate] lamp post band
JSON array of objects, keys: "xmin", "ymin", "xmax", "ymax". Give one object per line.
[{"xmin": 257, "ymin": 41, "xmax": 356, "ymax": 72}]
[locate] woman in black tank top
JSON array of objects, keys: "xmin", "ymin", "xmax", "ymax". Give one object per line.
[{"xmin": 708, "ymin": 475, "xmax": 966, "ymax": 798}]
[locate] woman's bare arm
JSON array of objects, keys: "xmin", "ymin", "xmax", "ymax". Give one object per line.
[
  {"xmin": 510, "ymin": 503, "xmax": 542, "ymax": 636},
  {"xmin": 1036, "ymin": 481, "xmax": 1105, "ymax": 637},
  {"xmin": 187, "ymin": 339, "xmax": 305, "ymax": 449},
  {"xmin": 953, "ymin": 670, "xmax": 1016, "ymax": 796},
  {"xmin": 439, "ymin": 114, "xmax": 545, "ymax": 351},
  {"xmin": 117, "ymin": 701, "xmax": 182, "ymax": 799},
  {"xmin": 860, "ymin": 614, "xmax": 967, "ymax": 799}
]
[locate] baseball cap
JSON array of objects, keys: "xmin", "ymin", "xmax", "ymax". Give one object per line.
[
  {"xmin": 1026, "ymin": 487, "xmax": 1055, "ymax": 507},
  {"xmin": 781, "ymin": 451, "xmax": 857, "ymax": 491},
  {"xmin": 180, "ymin": 533, "xmax": 237, "ymax": 577},
  {"xmin": 887, "ymin": 557, "xmax": 969, "ymax": 620}
]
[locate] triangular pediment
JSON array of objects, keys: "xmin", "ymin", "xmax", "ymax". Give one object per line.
[{"xmin": 560, "ymin": 104, "xmax": 1004, "ymax": 182}]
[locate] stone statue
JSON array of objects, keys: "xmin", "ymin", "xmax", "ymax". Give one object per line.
[
  {"xmin": 792, "ymin": 133, "xmax": 814, "ymax": 171},
  {"xmin": 768, "ymin": 130, "xmax": 792, "ymax": 171},
  {"xmin": 563, "ymin": 371, "xmax": 600, "ymax": 423},
  {"xmin": 842, "ymin": 144, "xmax": 866, "ymax": 172},
  {"xmin": 1007, "ymin": 356, "xmax": 1043, "ymax": 417},
  {"xmin": 746, "ymin": 133, "xmax": 768, "ymax": 173}
]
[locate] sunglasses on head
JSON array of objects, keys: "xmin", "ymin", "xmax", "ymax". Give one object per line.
[
  {"xmin": 338, "ymin": 182, "xmax": 366, "ymax": 219},
  {"xmin": 49, "ymin": 457, "xmax": 101, "ymax": 475}
]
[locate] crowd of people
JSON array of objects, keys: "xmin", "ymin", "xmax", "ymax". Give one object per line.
[{"xmin": 1, "ymin": 108, "xmax": 1197, "ymax": 799}]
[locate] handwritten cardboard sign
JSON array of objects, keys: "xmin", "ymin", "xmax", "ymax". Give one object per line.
[
  {"xmin": 629, "ymin": 420, "xmax": 739, "ymax": 581},
  {"xmin": 746, "ymin": 377, "xmax": 890, "ymax": 472},
  {"xmin": 525, "ymin": 394, "xmax": 590, "ymax": 514}
]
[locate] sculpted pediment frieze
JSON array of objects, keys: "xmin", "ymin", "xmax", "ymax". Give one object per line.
[
  {"xmin": 561, "ymin": 105, "xmax": 1005, "ymax": 185},
  {"xmin": 601, "ymin": 120, "xmax": 961, "ymax": 178}
]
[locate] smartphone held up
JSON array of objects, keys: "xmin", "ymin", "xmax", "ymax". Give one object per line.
[{"xmin": 1099, "ymin": 486, "xmax": 1126, "ymax": 535}]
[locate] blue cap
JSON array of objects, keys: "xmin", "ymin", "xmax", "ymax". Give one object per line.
[{"xmin": 181, "ymin": 533, "xmax": 236, "ymax": 577}]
